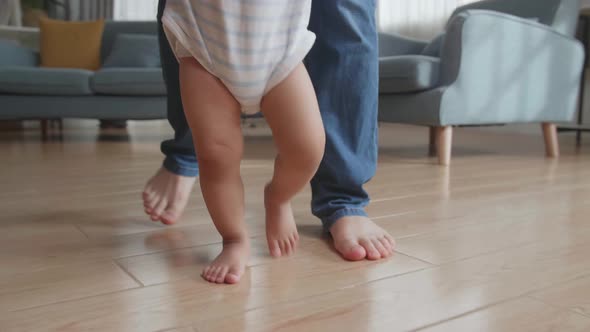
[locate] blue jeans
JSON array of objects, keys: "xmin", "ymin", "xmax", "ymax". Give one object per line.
[
  {"xmin": 158, "ymin": 0, "xmax": 379, "ymax": 229},
  {"xmin": 157, "ymin": 0, "xmax": 199, "ymax": 177}
]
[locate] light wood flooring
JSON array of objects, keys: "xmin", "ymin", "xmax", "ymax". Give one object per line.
[{"xmin": 1, "ymin": 121, "xmax": 590, "ymax": 332}]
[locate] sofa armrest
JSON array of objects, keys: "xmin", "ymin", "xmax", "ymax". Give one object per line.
[
  {"xmin": 441, "ymin": 10, "xmax": 584, "ymax": 85},
  {"xmin": 437, "ymin": 10, "xmax": 584, "ymax": 124},
  {"xmin": 379, "ymin": 33, "xmax": 428, "ymax": 57},
  {"xmin": 0, "ymin": 40, "xmax": 38, "ymax": 67}
]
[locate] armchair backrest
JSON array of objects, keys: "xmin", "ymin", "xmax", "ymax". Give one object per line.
[{"xmin": 450, "ymin": 0, "xmax": 580, "ymax": 36}]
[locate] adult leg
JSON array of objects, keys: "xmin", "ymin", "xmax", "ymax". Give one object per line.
[
  {"xmin": 143, "ymin": 0, "xmax": 198, "ymax": 225},
  {"xmin": 261, "ymin": 64, "xmax": 325, "ymax": 257},
  {"xmin": 307, "ymin": 0, "xmax": 394, "ymax": 260},
  {"xmin": 180, "ymin": 57, "xmax": 249, "ymax": 284}
]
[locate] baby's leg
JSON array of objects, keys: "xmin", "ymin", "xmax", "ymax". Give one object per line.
[
  {"xmin": 261, "ymin": 64, "xmax": 326, "ymax": 257},
  {"xmin": 179, "ymin": 57, "xmax": 249, "ymax": 284}
]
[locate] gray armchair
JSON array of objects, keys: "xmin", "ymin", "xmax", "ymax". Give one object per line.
[{"xmin": 379, "ymin": 0, "xmax": 585, "ymax": 165}]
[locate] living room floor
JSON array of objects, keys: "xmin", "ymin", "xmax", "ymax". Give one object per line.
[{"xmin": 1, "ymin": 121, "xmax": 590, "ymax": 332}]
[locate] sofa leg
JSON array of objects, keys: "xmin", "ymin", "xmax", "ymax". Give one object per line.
[
  {"xmin": 542, "ymin": 123, "xmax": 560, "ymax": 158},
  {"xmin": 57, "ymin": 119, "xmax": 64, "ymax": 141},
  {"xmin": 57, "ymin": 119, "xmax": 63, "ymax": 132},
  {"xmin": 41, "ymin": 120, "xmax": 48, "ymax": 141},
  {"xmin": 435, "ymin": 126, "xmax": 453, "ymax": 166},
  {"xmin": 429, "ymin": 126, "xmax": 437, "ymax": 156}
]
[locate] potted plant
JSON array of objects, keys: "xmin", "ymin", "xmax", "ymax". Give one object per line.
[{"xmin": 21, "ymin": 0, "xmax": 48, "ymax": 27}]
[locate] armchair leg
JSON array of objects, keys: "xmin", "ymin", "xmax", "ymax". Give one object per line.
[
  {"xmin": 542, "ymin": 123, "xmax": 560, "ymax": 158},
  {"xmin": 435, "ymin": 126, "xmax": 453, "ymax": 166},
  {"xmin": 429, "ymin": 126, "xmax": 437, "ymax": 156}
]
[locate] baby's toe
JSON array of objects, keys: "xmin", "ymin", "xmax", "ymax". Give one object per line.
[
  {"xmin": 215, "ymin": 267, "xmax": 228, "ymax": 284},
  {"xmin": 269, "ymin": 239, "xmax": 282, "ymax": 257},
  {"xmin": 225, "ymin": 266, "xmax": 243, "ymax": 284}
]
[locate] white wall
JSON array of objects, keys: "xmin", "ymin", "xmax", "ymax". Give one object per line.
[
  {"xmin": 114, "ymin": 0, "xmax": 158, "ymax": 21},
  {"xmin": 378, "ymin": 0, "xmax": 478, "ymax": 40}
]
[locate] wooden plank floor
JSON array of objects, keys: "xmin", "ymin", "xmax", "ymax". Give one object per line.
[{"xmin": 1, "ymin": 121, "xmax": 590, "ymax": 332}]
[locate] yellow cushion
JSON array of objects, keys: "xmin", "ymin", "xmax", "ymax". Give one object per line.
[{"xmin": 40, "ymin": 18, "xmax": 105, "ymax": 71}]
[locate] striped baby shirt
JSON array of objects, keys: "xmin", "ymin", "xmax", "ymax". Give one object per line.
[{"xmin": 162, "ymin": 0, "xmax": 316, "ymax": 114}]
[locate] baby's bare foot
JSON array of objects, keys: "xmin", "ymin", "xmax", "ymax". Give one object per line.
[
  {"xmin": 202, "ymin": 240, "xmax": 250, "ymax": 284},
  {"xmin": 265, "ymin": 184, "xmax": 299, "ymax": 257},
  {"xmin": 142, "ymin": 167, "xmax": 196, "ymax": 225}
]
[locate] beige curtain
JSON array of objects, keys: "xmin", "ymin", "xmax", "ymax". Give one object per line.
[
  {"xmin": 378, "ymin": 0, "xmax": 479, "ymax": 40},
  {"xmin": 68, "ymin": 0, "xmax": 114, "ymax": 21},
  {"xmin": 0, "ymin": 0, "xmax": 22, "ymax": 26}
]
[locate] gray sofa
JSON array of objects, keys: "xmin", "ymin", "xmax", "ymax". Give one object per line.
[
  {"xmin": 0, "ymin": 21, "xmax": 166, "ymax": 123},
  {"xmin": 379, "ymin": 0, "xmax": 585, "ymax": 165}
]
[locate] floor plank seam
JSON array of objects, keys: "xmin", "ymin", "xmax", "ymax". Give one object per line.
[
  {"xmin": 216, "ymin": 264, "xmax": 440, "ymax": 322},
  {"xmin": 113, "ymin": 240, "xmax": 221, "ymax": 260},
  {"xmin": 98, "ymin": 223, "xmax": 217, "ymax": 242},
  {"xmin": 73, "ymin": 224, "xmax": 90, "ymax": 239},
  {"xmin": 394, "ymin": 251, "xmax": 437, "ymax": 266},
  {"xmin": 392, "ymin": 202, "xmax": 590, "ymax": 265},
  {"xmin": 391, "ymin": 220, "xmax": 486, "ymax": 241},
  {"xmin": 408, "ymin": 294, "xmax": 543, "ymax": 332},
  {"xmin": 113, "ymin": 260, "xmax": 145, "ymax": 287},
  {"xmin": 152, "ymin": 326, "xmax": 196, "ymax": 332},
  {"xmin": 369, "ymin": 168, "xmax": 590, "ymax": 205},
  {"xmin": 370, "ymin": 166, "xmax": 531, "ymax": 187},
  {"xmin": 372, "ymin": 210, "xmax": 418, "ymax": 221},
  {"xmin": 111, "ymin": 225, "xmax": 304, "ymax": 261},
  {"xmin": 525, "ymin": 295, "xmax": 590, "ymax": 319},
  {"xmin": 93, "ymin": 215, "xmax": 267, "ymax": 244},
  {"xmin": 110, "ymin": 226, "xmax": 427, "ymax": 276},
  {"xmin": 114, "ymin": 182, "xmax": 590, "ymax": 252},
  {"xmin": 287, "ymin": 171, "xmax": 590, "ymax": 222},
  {"xmin": 518, "ymin": 271, "xmax": 590, "ymax": 298},
  {"xmin": 102, "ymin": 221, "xmax": 216, "ymax": 237},
  {"xmin": 390, "ymin": 198, "xmax": 590, "ymax": 242},
  {"xmin": 522, "ymin": 272, "xmax": 590, "ymax": 318},
  {"xmin": 396, "ymin": 239, "xmax": 551, "ymax": 268},
  {"xmin": 138, "ymin": 261, "xmax": 438, "ymax": 317},
  {"xmin": 137, "ymin": 248, "xmax": 435, "ymax": 289},
  {"xmin": 7, "ymin": 283, "xmax": 145, "ymax": 314},
  {"xmin": 371, "ymin": 185, "xmax": 590, "ymax": 230},
  {"xmin": 441, "ymin": 179, "xmax": 590, "ymax": 207}
]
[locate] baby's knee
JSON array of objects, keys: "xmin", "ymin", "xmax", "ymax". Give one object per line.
[
  {"xmin": 197, "ymin": 137, "xmax": 243, "ymax": 168},
  {"xmin": 308, "ymin": 134, "xmax": 326, "ymax": 169},
  {"xmin": 288, "ymin": 131, "xmax": 326, "ymax": 173},
  {"xmin": 305, "ymin": 128, "xmax": 326, "ymax": 163}
]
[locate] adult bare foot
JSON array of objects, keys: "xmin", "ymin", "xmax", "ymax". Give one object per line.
[
  {"xmin": 265, "ymin": 184, "xmax": 299, "ymax": 257},
  {"xmin": 330, "ymin": 216, "xmax": 395, "ymax": 261},
  {"xmin": 202, "ymin": 240, "xmax": 250, "ymax": 284},
  {"xmin": 142, "ymin": 167, "xmax": 196, "ymax": 225}
]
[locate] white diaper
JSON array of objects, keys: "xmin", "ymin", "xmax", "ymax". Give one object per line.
[{"xmin": 162, "ymin": 0, "xmax": 316, "ymax": 114}]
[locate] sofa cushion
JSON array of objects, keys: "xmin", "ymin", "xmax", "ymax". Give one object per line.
[
  {"xmin": 379, "ymin": 55, "xmax": 440, "ymax": 93},
  {"xmin": 0, "ymin": 40, "xmax": 38, "ymax": 67},
  {"xmin": 103, "ymin": 34, "xmax": 160, "ymax": 68},
  {"xmin": 0, "ymin": 67, "xmax": 93, "ymax": 95},
  {"xmin": 91, "ymin": 68, "xmax": 166, "ymax": 96},
  {"xmin": 100, "ymin": 21, "xmax": 158, "ymax": 63},
  {"xmin": 39, "ymin": 18, "xmax": 105, "ymax": 70},
  {"xmin": 422, "ymin": 34, "xmax": 445, "ymax": 57}
]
